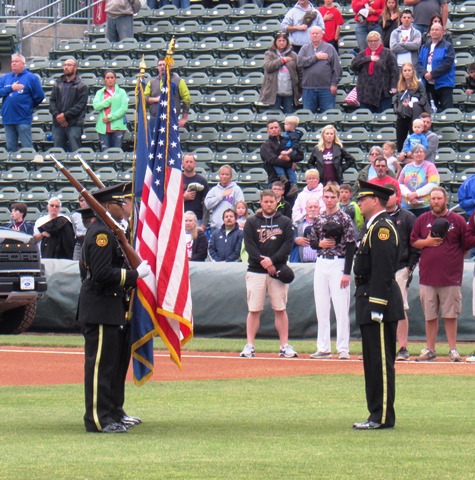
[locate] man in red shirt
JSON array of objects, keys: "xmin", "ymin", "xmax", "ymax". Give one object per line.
[
  {"xmin": 369, "ymin": 157, "xmax": 401, "ymax": 204},
  {"xmin": 411, "ymin": 187, "xmax": 467, "ymax": 362}
]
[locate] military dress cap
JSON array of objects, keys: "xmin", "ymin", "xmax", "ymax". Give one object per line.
[
  {"xmin": 357, "ymin": 180, "xmax": 393, "ymax": 201},
  {"xmin": 91, "ymin": 183, "xmax": 132, "ymax": 204}
]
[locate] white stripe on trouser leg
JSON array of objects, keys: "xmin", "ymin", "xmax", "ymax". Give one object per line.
[
  {"xmin": 380, "ymin": 322, "xmax": 387, "ymax": 425},
  {"xmin": 93, "ymin": 325, "xmax": 104, "ymax": 431},
  {"xmin": 314, "ymin": 258, "xmax": 350, "ymax": 353}
]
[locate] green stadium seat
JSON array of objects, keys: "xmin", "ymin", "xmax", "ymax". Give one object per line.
[
  {"xmin": 0, "ymin": 186, "xmax": 21, "ymax": 202},
  {"xmin": 230, "ymin": 4, "xmax": 261, "ymax": 21},
  {"xmin": 28, "ymin": 166, "xmax": 59, "ymax": 188},
  {"xmin": 257, "ymin": 3, "xmax": 288, "ymax": 20},
  {"xmin": 151, "ymin": 4, "xmax": 179, "ymax": 22},
  {"xmin": 457, "ymin": 128, "xmax": 475, "ymax": 151},
  {"xmin": 1, "ymin": 166, "xmax": 30, "ymax": 188},
  {"xmin": 203, "ymin": 4, "xmax": 233, "ymax": 22},
  {"xmin": 432, "ymin": 108, "xmax": 464, "ymax": 130},
  {"xmin": 436, "ymin": 126, "xmax": 461, "ymax": 149},
  {"xmin": 110, "ymin": 38, "xmax": 140, "ymax": 58},
  {"xmin": 222, "ymin": 109, "xmax": 255, "ymax": 129},
  {"xmin": 142, "ymin": 22, "xmax": 172, "ymax": 40},
  {"xmin": 216, "ymin": 127, "xmax": 249, "ymax": 151},
  {"xmin": 224, "ymin": 20, "xmax": 257, "ymax": 40},
  {"xmin": 235, "ymin": 72, "xmax": 265, "ymax": 91},
  {"xmin": 212, "ymin": 54, "xmax": 244, "ymax": 75},
  {"xmin": 238, "ymin": 167, "xmax": 268, "ymax": 187},
  {"xmin": 194, "ymin": 109, "xmax": 227, "ymax": 129},
  {"xmin": 434, "ymin": 147, "xmax": 457, "ymax": 168},
  {"xmin": 219, "ymin": 36, "xmax": 250, "ymax": 55},
  {"xmin": 191, "ymin": 37, "xmax": 222, "ymax": 57}
]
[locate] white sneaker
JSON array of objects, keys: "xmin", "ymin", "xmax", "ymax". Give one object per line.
[
  {"xmin": 240, "ymin": 343, "xmax": 255, "ymax": 358},
  {"xmin": 279, "ymin": 344, "xmax": 298, "ymax": 358},
  {"xmin": 466, "ymin": 352, "xmax": 475, "ymax": 363},
  {"xmin": 338, "ymin": 352, "xmax": 350, "ymax": 360}
]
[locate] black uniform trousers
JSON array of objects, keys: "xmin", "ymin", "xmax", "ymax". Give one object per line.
[
  {"xmin": 111, "ymin": 322, "xmax": 132, "ymax": 421},
  {"xmin": 83, "ymin": 323, "xmax": 125, "ymax": 432},
  {"xmin": 360, "ymin": 320, "xmax": 398, "ymax": 428}
]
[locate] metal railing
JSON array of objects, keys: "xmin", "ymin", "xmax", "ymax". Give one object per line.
[{"xmin": 1, "ymin": 0, "xmax": 104, "ymax": 54}]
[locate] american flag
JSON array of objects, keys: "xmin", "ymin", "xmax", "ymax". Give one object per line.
[{"xmin": 131, "ymin": 62, "xmax": 193, "ymax": 385}]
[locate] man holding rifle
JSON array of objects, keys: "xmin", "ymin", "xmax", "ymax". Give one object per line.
[{"xmin": 78, "ymin": 183, "xmax": 151, "ymax": 434}]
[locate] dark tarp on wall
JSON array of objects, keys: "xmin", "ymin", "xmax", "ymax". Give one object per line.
[{"xmin": 35, "ymin": 260, "xmax": 475, "ymax": 340}]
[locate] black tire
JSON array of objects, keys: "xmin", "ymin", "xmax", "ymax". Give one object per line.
[{"xmin": 0, "ymin": 302, "xmax": 37, "ymax": 335}]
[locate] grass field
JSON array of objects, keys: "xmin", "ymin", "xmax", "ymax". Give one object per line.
[
  {"xmin": 1, "ymin": 375, "xmax": 475, "ymax": 480},
  {"xmin": 2, "ymin": 335, "xmax": 475, "ymax": 479}
]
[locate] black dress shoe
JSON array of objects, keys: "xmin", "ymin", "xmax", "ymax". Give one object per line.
[
  {"xmin": 120, "ymin": 414, "xmax": 142, "ymax": 427},
  {"xmin": 352, "ymin": 420, "xmax": 382, "ymax": 430},
  {"xmin": 101, "ymin": 422, "xmax": 128, "ymax": 433}
]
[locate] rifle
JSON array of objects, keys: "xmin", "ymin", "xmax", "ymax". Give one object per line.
[
  {"xmin": 75, "ymin": 154, "xmax": 105, "ymax": 189},
  {"xmin": 49, "ymin": 154, "xmax": 142, "ymax": 269}
]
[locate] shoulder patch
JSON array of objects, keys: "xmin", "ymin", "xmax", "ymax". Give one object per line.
[
  {"xmin": 378, "ymin": 227, "xmax": 390, "ymax": 241},
  {"xmin": 96, "ymin": 233, "xmax": 108, "ymax": 247}
]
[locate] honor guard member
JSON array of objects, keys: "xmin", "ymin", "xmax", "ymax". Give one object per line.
[
  {"xmin": 353, "ymin": 180, "xmax": 404, "ymax": 430},
  {"xmin": 78, "ymin": 183, "xmax": 151, "ymax": 433}
]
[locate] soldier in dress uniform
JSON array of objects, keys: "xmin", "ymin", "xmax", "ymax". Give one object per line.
[
  {"xmin": 352, "ymin": 180, "xmax": 404, "ymax": 430},
  {"xmin": 78, "ymin": 183, "xmax": 150, "ymax": 434}
]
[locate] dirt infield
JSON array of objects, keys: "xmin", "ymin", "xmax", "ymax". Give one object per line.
[{"xmin": 1, "ymin": 347, "xmax": 474, "ymax": 386}]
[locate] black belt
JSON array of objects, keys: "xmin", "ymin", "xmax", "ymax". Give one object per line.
[
  {"xmin": 319, "ymin": 255, "xmax": 344, "ymax": 259},
  {"xmin": 355, "ymin": 275, "xmax": 369, "ymax": 286}
]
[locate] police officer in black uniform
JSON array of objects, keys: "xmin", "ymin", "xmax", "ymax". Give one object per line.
[
  {"xmin": 352, "ymin": 180, "xmax": 404, "ymax": 430},
  {"xmin": 78, "ymin": 183, "xmax": 150, "ymax": 433}
]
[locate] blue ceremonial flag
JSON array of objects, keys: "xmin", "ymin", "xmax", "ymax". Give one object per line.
[
  {"xmin": 131, "ymin": 55, "xmax": 193, "ymax": 385},
  {"xmin": 134, "ymin": 78, "xmax": 150, "ymax": 199}
]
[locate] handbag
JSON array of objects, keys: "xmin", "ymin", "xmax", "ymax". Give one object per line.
[{"xmin": 345, "ymin": 87, "xmax": 360, "ymax": 106}]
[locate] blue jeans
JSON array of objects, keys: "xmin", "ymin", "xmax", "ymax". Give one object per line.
[
  {"xmin": 172, "ymin": 0, "xmax": 191, "ymax": 7},
  {"xmin": 302, "ymin": 88, "xmax": 335, "ymax": 113},
  {"xmin": 4, "ymin": 124, "xmax": 33, "ymax": 152},
  {"xmin": 99, "ymin": 132, "xmax": 124, "ymax": 151},
  {"xmin": 274, "ymin": 166, "xmax": 297, "ymax": 185},
  {"xmin": 360, "ymin": 97, "xmax": 393, "ymax": 114},
  {"xmin": 413, "ymin": 24, "xmax": 428, "ymax": 37},
  {"xmin": 355, "ymin": 21, "xmax": 382, "ymax": 51},
  {"xmin": 52, "ymin": 125, "xmax": 83, "ymax": 152},
  {"xmin": 106, "ymin": 15, "xmax": 134, "ymax": 42},
  {"xmin": 272, "ymin": 95, "xmax": 294, "ymax": 114}
]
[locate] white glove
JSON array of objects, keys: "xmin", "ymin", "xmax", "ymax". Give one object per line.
[
  {"xmin": 371, "ymin": 312, "xmax": 383, "ymax": 324},
  {"xmin": 137, "ymin": 260, "xmax": 151, "ymax": 279}
]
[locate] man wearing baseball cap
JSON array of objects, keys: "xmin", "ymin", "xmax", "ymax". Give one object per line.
[{"xmin": 352, "ymin": 180, "xmax": 404, "ymax": 430}]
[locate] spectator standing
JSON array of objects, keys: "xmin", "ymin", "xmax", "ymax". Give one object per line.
[
  {"xmin": 93, "ymin": 70, "xmax": 128, "ymax": 151},
  {"xmin": 351, "ymin": 31, "xmax": 399, "ymax": 113},
  {"xmin": 401, "ymin": 118, "xmax": 428, "ymax": 154},
  {"xmin": 260, "ymin": 119, "xmax": 304, "ymax": 190},
  {"xmin": 389, "ymin": 10, "xmax": 422, "ymax": 68},
  {"xmin": 297, "ymin": 26, "xmax": 342, "ymax": 113},
  {"xmin": 204, "ymin": 165, "xmax": 244, "ymax": 231},
  {"xmin": 240, "ymin": 190, "xmax": 297, "ymax": 358},
  {"xmin": 369, "ymin": 156, "xmax": 402, "ymax": 203},
  {"xmin": 105, "ymin": 0, "xmax": 141, "ymax": 42},
  {"xmin": 339, "ymin": 183, "xmax": 364, "ymax": 240},
  {"xmin": 145, "ymin": 58, "xmax": 191, "ymax": 128},
  {"xmin": 235, "ymin": 201, "xmax": 250, "ymax": 230},
  {"xmin": 6, "ymin": 202, "xmax": 34, "ymax": 235},
  {"xmin": 71, "ymin": 195, "xmax": 89, "ymax": 261},
  {"xmin": 382, "ymin": 141, "xmax": 402, "ymax": 176},
  {"xmin": 351, "ymin": 0, "xmax": 384, "ymax": 51},
  {"xmin": 358, "ymin": 146, "xmax": 392, "ymax": 183},
  {"xmin": 465, "ymin": 63, "xmax": 475, "ymax": 95},
  {"xmin": 292, "ymin": 169, "xmax": 325, "ymax": 225},
  {"xmin": 411, "ymin": 187, "xmax": 467, "ymax": 362},
  {"xmin": 0, "ymin": 54, "xmax": 45, "ymax": 152},
  {"xmin": 398, "ymin": 144, "xmax": 440, "ymax": 216},
  {"xmin": 208, "ymin": 209, "xmax": 243, "ymax": 262},
  {"xmin": 393, "ymin": 62, "xmax": 429, "ymax": 152},
  {"xmin": 292, "ymin": 197, "xmax": 320, "ymax": 263},
  {"xmin": 184, "ymin": 211, "xmax": 208, "ymax": 262},
  {"xmin": 318, "ymin": 0, "xmax": 344, "ymax": 52},
  {"xmin": 33, "ymin": 197, "xmax": 75, "ymax": 260},
  {"xmin": 49, "ymin": 58, "xmax": 89, "ymax": 152},
  {"xmin": 182, "ymin": 153, "xmax": 209, "ymax": 227},
  {"xmin": 380, "ymin": 0, "xmax": 400, "ymax": 48},
  {"xmin": 260, "ymin": 33, "xmax": 302, "ymax": 114},
  {"xmin": 309, "ymin": 183, "xmax": 356, "ymax": 360},
  {"xmin": 352, "ymin": 180, "xmax": 403, "ymax": 430},
  {"xmin": 385, "ymin": 184, "xmax": 420, "ymax": 361},
  {"xmin": 404, "ymin": 0, "xmax": 448, "ymax": 37},
  {"xmin": 458, "ymin": 174, "xmax": 475, "ymax": 218},
  {"xmin": 308, "ymin": 124, "xmax": 356, "ymax": 185},
  {"xmin": 272, "ymin": 181, "xmax": 293, "ymax": 219},
  {"xmin": 416, "ymin": 23, "xmax": 455, "ymax": 112},
  {"xmin": 465, "ymin": 212, "xmax": 475, "ymax": 352},
  {"xmin": 281, "ymin": 0, "xmax": 325, "ymax": 53}
]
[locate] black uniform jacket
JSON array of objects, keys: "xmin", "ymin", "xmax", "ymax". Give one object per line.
[
  {"xmin": 78, "ymin": 219, "xmax": 138, "ymax": 326},
  {"xmin": 353, "ymin": 212, "xmax": 404, "ymax": 325}
]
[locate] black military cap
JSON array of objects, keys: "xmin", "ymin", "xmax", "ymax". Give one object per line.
[
  {"xmin": 91, "ymin": 183, "xmax": 132, "ymax": 204},
  {"xmin": 431, "ymin": 217, "xmax": 450, "ymax": 239},
  {"xmin": 357, "ymin": 180, "xmax": 393, "ymax": 201}
]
